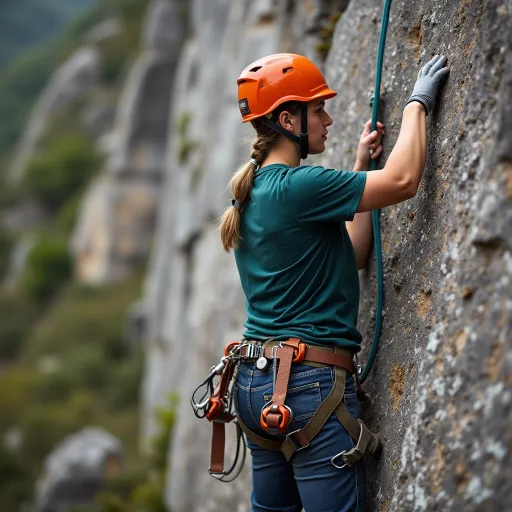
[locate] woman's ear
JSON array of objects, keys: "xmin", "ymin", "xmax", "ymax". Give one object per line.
[{"xmin": 277, "ymin": 111, "xmax": 295, "ymax": 133}]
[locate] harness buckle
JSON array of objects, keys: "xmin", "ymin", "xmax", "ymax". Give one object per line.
[
  {"xmin": 208, "ymin": 469, "xmax": 226, "ymax": 479},
  {"xmin": 330, "ymin": 450, "xmax": 349, "ymax": 470},
  {"xmin": 260, "ymin": 403, "xmax": 293, "ymax": 434},
  {"xmin": 331, "ymin": 419, "xmax": 376, "ymax": 468},
  {"xmin": 285, "ymin": 429, "xmax": 310, "ymax": 452},
  {"xmin": 281, "ymin": 339, "xmax": 307, "ymax": 363}
]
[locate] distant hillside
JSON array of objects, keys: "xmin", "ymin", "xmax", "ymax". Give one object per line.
[{"xmin": 0, "ymin": 0, "xmax": 94, "ymax": 70}]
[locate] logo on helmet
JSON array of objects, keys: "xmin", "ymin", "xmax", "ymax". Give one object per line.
[{"xmin": 239, "ymin": 98, "xmax": 250, "ymax": 115}]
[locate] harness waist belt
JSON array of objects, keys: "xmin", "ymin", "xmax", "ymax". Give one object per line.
[{"xmin": 237, "ymin": 340, "xmax": 356, "ymax": 374}]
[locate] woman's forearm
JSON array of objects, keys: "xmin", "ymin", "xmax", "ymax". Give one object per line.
[{"xmin": 383, "ymin": 102, "xmax": 427, "ymax": 195}]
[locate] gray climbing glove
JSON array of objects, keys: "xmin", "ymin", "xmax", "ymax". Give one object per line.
[{"xmin": 407, "ymin": 55, "xmax": 449, "ymax": 115}]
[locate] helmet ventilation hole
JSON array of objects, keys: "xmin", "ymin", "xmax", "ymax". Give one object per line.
[
  {"xmin": 283, "ymin": 67, "xmax": 294, "ymax": 74},
  {"xmin": 250, "ymin": 66, "xmax": 262, "ymax": 72}
]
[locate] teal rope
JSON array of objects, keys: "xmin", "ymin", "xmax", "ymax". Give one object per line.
[{"xmin": 360, "ymin": 0, "xmax": 393, "ymax": 383}]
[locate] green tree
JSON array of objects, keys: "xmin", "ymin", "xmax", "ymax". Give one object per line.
[
  {"xmin": 22, "ymin": 236, "xmax": 71, "ymax": 301},
  {"xmin": 24, "ymin": 135, "xmax": 100, "ymax": 212}
]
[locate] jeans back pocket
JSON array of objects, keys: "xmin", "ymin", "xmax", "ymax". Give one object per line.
[{"xmin": 263, "ymin": 381, "xmax": 322, "ymax": 423}]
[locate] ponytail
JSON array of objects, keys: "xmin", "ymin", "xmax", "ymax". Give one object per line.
[
  {"xmin": 220, "ymin": 124, "xmax": 278, "ymax": 251},
  {"xmin": 220, "ymin": 101, "xmax": 302, "ymax": 252},
  {"xmin": 219, "ymin": 159, "xmax": 257, "ymax": 252}
]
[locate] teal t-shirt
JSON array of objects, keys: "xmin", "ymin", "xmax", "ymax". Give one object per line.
[{"xmin": 234, "ymin": 164, "xmax": 367, "ymax": 353}]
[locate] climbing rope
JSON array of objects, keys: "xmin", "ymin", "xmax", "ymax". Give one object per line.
[{"xmin": 359, "ymin": 0, "xmax": 393, "ymax": 382}]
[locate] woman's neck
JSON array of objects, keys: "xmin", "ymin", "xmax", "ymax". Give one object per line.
[{"xmin": 260, "ymin": 139, "xmax": 301, "ymax": 169}]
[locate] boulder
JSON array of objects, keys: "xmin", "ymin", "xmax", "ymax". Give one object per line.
[{"xmin": 35, "ymin": 427, "xmax": 123, "ymax": 512}]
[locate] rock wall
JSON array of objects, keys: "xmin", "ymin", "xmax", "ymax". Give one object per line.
[
  {"xmin": 138, "ymin": 0, "xmax": 511, "ymax": 510},
  {"xmin": 72, "ymin": 0, "xmax": 187, "ymax": 284},
  {"xmin": 8, "ymin": 47, "xmax": 100, "ymax": 183}
]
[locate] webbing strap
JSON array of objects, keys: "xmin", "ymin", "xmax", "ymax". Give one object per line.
[
  {"xmin": 281, "ymin": 366, "xmax": 346, "ymax": 460},
  {"xmin": 237, "ymin": 414, "xmax": 282, "ymax": 452},
  {"xmin": 209, "ymin": 421, "xmax": 226, "ymax": 474}
]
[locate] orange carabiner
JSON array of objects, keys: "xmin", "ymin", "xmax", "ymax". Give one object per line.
[
  {"xmin": 206, "ymin": 398, "xmax": 222, "ymax": 422},
  {"xmin": 224, "ymin": 341, "xmax": 241, "ymax": 356},
  {"xmin": 292, "ymin": 342, "xmax": 307, "ymax": 363},
  {"xmin": 260, "ymin": 403, "xmax": 293, "ymax": 434}
]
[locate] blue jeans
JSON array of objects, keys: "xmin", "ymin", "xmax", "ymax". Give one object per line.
[{"xmin": 234, "ymin": 361, "xmax": 366, "ymax": 512}]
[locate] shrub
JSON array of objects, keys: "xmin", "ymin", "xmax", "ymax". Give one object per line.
[
  {"xmin": 24, "ymin": 135, "xmax": 100, "ymax": 212},
  {"xmin": 95, "ymin": 394, "xmax": 178, "ymax": 512},
  {"xmin": 22, "ymin": 235, "xmax": 71, "ymax": 302},
  {"xmin": 105, "ymin": 354, "xmax": 144, "ymax": 409},
  {"xmin": 0, "ymin": 292, "xmax": 39, "ymax": 359},
  {"xmin": 0, "ymin": 229, "xmax": 14, "ymax": 279},
  {"xmin": 57, "ymin": 190, "xmax": 84, "ymax": 233},
  {"xmin": 23, "ymin": 273, "xmax": 143, "ymax": 362},
  {"xmin": 47, "ymin": 346, "xmax": 110, "ymax": 392},
  {"xmin": 0, "ymin": 447, "xmax": 32, "ymax": 512}
]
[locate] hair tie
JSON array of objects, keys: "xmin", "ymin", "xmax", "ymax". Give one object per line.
[
  {"xmin": 250, "ymin": 158, "xmax": 259, "ymax": 167},
  {"xmin": 232, "ymin": 199, "xmax": 244, "ymax": 210}
]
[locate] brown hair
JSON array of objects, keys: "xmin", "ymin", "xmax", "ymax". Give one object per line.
[{"xmin": 219, "ymin": 102, "xmax": 301, "ymax": 252}]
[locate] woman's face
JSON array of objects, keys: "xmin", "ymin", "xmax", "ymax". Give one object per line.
[
  {"xmin": 277, "ymin": 99, "xmax": 333, "ymax": 155},
  {"xmin": 306, "ymin": 98, "xmax": 333, "ymax": 154}
]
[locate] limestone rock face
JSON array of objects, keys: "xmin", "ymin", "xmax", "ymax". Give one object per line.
[
  {"xmin": 137, "ymin": 0, "xmax": 511, "ymax": 510},
  {"xmin": 72, "ymin": 0, "xmax": 187, "ymax": 284},
  {"xmin": 35, "ymin": 427, "xmax": 123, "ymax": 512},
  {"xmin": 321, "ymin": 2, "xmax": 512, "ymax": 510},
  {"xmin": 8, "ymin": 47, "xmax": 100, "ymax": 182}
]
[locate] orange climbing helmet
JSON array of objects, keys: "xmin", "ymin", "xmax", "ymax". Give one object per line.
[
  {"xmin": 237, "ymin": 53, "xmax": 337, "ymax": 123},
  {"xmin": 237, "ymin": 53, "xmax": 336, "ymax": 159}
]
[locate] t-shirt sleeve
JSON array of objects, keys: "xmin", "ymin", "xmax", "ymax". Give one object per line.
[{"xmin": 284, "ymin": 165, "xmax": 367, "ymax": 223}]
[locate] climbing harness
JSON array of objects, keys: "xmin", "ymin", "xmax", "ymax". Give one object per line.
[
  {"xmin": 359, "ymin": 0, "xmax": 393, "ymax": 382},
  {"xmin": 191, "ymin": 339, "xmax": 381, "ymax": 480}
]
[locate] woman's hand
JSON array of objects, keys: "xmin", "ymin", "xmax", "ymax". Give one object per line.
[{"xmin": 355, "ymin": 120, "xmax": 385, "ymax": 169}]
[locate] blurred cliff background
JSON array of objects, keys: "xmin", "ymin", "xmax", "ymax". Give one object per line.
[{"xmin": 0, "ymin": 0, "xmax": 510, "ymax": 511}]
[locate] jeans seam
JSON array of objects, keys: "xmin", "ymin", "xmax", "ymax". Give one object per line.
[
  {"xmin": 251, "ymin": 382, "xmax": 274, "ymax": 392},
  {"xmin": 246, "ymin": 369, "xmax": 260, "ymax": 426},
  {"xmin": 263, "ymin": 382, "xmax": 320, "ymax": 398},
  {"xmin": 289, "ymin": 367, "xmax": 331, "ymax": 379}
]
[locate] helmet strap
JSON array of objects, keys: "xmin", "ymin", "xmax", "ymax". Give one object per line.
[
  {"xmin": 259, "ymin": 103, "xmax": 309, "ymax": 161},
  {"xmin": 299, "ymin": 103, "xmax": 309, "ymax": 160}
]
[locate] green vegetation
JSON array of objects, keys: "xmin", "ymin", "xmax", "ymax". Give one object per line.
[
  {"xmin": 0, "ymin": 272, "xmax": 145, "ymax": 511},
  {"xmin": 0, "ymin": 229, "xmax": 15, "ymax": 279},
  {"xmin": 0, "ymin": 1, "xmax": 158, "ymax": 509},
  {"xmin": 0, "ymin": 292, "xmax": 41, "ymax": 359},
  {"xmin": 0, "ymin": 0, "xmax": 150, "ymax": 162},
  {"xmin": 176, "ymin": 111, "xmax": 196, "ymax": 165},
  {"xmin": 0, "ymin": 0, "xmax": 93, "ymax": 69},
  {"xmin": 316, "ymin": 11, "xmax": 342, "ymax": 60},
  {"xmin": 23, "ymin": 134, "xmax": 101, "ymax": 212},
  {"xmin": 96, "ymin": 395, "xmax": 178, "ymax": 512},
  {"xmin": 21, "ymin": 235, "xmax": 72, "ymax": 302}
]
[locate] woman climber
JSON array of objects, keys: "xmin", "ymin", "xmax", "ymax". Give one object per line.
[{"xmin": 219, "ymin": 53, "xmax": 449, "ymax": 512}]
